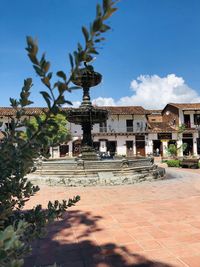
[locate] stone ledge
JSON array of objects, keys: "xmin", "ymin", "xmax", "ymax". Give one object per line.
[{"xmin": 28, "ymin": 167, "xmax": 165, "ymax": 187}]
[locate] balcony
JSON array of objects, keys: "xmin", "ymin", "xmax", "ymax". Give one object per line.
[{"xmin": 98, "ymin": 125, "xmax": 148, "ymax": 134}]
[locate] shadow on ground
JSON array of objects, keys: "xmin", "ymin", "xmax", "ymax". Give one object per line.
[{"xmin": 24, "ymin": 209, "xmax": 175, "ymax": 267}]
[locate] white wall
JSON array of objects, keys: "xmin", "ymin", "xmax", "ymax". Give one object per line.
[{"xmin": 116, "ymin": 136, "xmax": 126, "ymax": 155}]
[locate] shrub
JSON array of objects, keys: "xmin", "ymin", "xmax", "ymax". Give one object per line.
[
  {"xmin": 166, "ymin": 159, "xmax": 181, "ymax": 167},
  {"xmin": 0, "ymin": 1, "xmax": 118, "ymax": 266}
]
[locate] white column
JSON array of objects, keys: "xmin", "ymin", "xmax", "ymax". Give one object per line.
[
  {"xmin": 68, "ymin": 141, "xmax": 73, "ymax": 157},
  {"xmin": 116, "ymin": 137, "xmax": 126, "ymax": 155},
  {"xmin": 52, "ymin": 146, "xmax": 60, "ymax": 158},
  {"xmin": 145, "ymin": 135, "xmax": 150, "ymax": 155},
  {"xmin": 162, "ymin": 140, "xmax": 168, "ymax": 157},
  {"xmin": 133, "ymin": 136, "xmax": 136, "ymax": 155},
  {"xmin": 190, "ymin": 113, "xmax": 194, "ymax": 128},
  {"xmin": 193, "ymin": 132, "xmax": 198, "ymax": 156},
  {"xmin": 177, "ymin": 138, "xmax": 183, "ymax": 157},
  {"xmin": 49, "ymin": 147, "xmax": 53, "ymax": 158},
  {"xmin": 146, "ymin": 139, "xmax": 153, "ymax": 155},
  {"xmin": 100, "ymin": 140, "xmax": 107, "ymax": 153}
]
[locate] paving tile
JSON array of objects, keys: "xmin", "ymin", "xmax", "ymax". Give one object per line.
[
  {"xmin": 180, "ymin": 254, "xmax": 200, "ymax": 267},
  {"xmin": 24, "ymin": 168, "xmax": 200, "ymax": 266}
]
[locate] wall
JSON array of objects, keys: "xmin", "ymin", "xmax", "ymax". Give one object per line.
[{"xmin": 162, "ymin": 105, "xmax": 179, "ymax": 127}]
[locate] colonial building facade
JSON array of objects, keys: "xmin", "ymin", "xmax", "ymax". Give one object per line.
[{"xmin": 0, "ymin": 103, "xmax": 200, "ymax": 158}]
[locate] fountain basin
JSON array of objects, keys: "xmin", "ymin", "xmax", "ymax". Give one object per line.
[
  {"xmin": 28, "ymin": 157, "xmax": 165, "ymax": 187},
  {"xmin": 67, "ymin": 106, "xmax": 108, "ymax": 124}
]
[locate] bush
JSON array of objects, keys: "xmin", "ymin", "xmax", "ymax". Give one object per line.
[
  {"xmin": 0, "ymin": 1, "xmax": 118, "ymax": 266},
  {"xmin": 166, "ymin": 159, "xmax": 181, "ymax": 167}
]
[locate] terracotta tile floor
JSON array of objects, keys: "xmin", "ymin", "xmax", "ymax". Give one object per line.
[{"xmin": 24, "ymin": 167, "xmax": 200, "ymax": 266}]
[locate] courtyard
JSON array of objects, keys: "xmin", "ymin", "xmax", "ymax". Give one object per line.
[{"xmin": 24, "ymin": 167, "xmax": 200, "ymax": 267}]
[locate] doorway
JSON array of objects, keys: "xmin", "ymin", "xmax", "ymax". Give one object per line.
[
  {"xmin": 59, "ymin": 144, "xmax": 69, "ymax": 157},
  {"xmin": 107, "ymin": 141, "xmax": 117, "ymax": 157},
  {"xmin": 126, "ymin": 141, "xmax": 133, "ymax": 157},
  {"xmin": 182, "ymin": 139, "xmax": 193, "ymax": 156},
  {"xmin": 183, "ymin": 133, "xmax": 193, "ymax": 156},
  {"xmin": 136, "ymin": 135, "xmax": 145, "ymax": 156},
  {"xmin": 93, "ymin": 141, "xmax": 100, "ymax": 152},
  {"xmin": 197, "ymin": 138, "xmax": 200, "ymax": 155},
  {"xmin": 153, "ymin": 140, "xmax": 163, "ymax": 156}
]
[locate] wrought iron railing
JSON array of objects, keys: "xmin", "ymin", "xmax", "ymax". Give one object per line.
[{"xmin": 98, "ymin": 125, "xmax": 148, "ymax": 133}]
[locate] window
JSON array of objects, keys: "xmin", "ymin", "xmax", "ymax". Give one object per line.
[
  {"xmin": 194, "ymin": 114, "xmax": 200, "ymax": 126},
  {"xmin": 184, "ymin": 114, "xmax": 191, "ymax": 128},
  {"xmin": 126, "ymin": 120, "xmax": 133, "ymax": 132},
  {"xmin": 183, "ymin": 133, "xmax": 193, "ymax": 139},
  {"xmin": 99, "ymin": 121, "xmax": 107, "ymax": 132}
]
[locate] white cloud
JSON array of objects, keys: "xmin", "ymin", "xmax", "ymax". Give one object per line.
[
  {"xmin": 71, "ymin": 74, "xmax": 200, "ymax": 109},
  {"xmin": 92, "ymin": 97, "xmax": 116, "ymax": 106},
  {"xmin": 71, "ymin": 101, "xmax": 81, "ymax": 107}
]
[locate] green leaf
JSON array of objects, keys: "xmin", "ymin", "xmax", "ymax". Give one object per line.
[
  {"xmin": 47, "ymin": 72, "xmax": 53, "ymax": 80},
  {"xmin": 103, "ymin": 0, "xmax": 109, "ymax": 14},
  {"xmin": 28, "ymin": 53, "xmax": 39, "ymax": 65},
  {"xmin": 93, "ymin": 18, "xmax": 102, "ymax": 32},
  {"xmin": 25, "ymin": 78, "xmax": 33, "ymax": 88},
  {"xmin": 10, "ymin": 98, "xmax": 19, "ymax": 108},
  {"xmin": 96, "ymin": 3, "xmax": 102, "ymax": 17},
  {"xmin": 41, "ymin": 77, "xmax": 51, "ymax": 88},
  {"xmin": 69, "ymin": 53, "xmax": 74, "ymax": 69},
  {"xmin": 100, "ymin": 24, "xmax": 111, "ymax": 32},
  {"xmin": 82, "ymin": 26, "xmax": 89, "ymax": 42},
  {"xmin": 43, "ymin": 62, "xmax": 50, "ymax": 73},
  {"xmin": 33, "ymin": 65, "xmax": 45, "ymax": 76},
  {"xmin": 40, "ymin": 91, "xmax": 52, "ymax": 108},
  {"xmin": 77, "ymin": 42, "xmax": 83, "ymax": 52},
  {"xmin": 56, "ymin": 71, "xmax": 67, "ymax": 81},
  {"xmin": 88, "ymin": 48, "xmax": 99, "ymax": 54},
  {"xmin": 57, "ymin": 82, "xmax": 68, "ymax": 94}
]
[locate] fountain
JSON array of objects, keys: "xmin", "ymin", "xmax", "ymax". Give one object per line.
[
  {"xmin": 67, "ymin": 65, "xmax": 108, "ymax": 160},
  {"xmin": 29, "ymin": 64, "xmax": 165, "ymax": 186}
]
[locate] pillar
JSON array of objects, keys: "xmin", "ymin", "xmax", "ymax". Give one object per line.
[
  {"xmin": 99, "ymin": 140, "xmax": 107, "ymax": 153},
  {"xmin": 161, "ymin": 140, "xmax": 168, "ymax": 157},
  {"xmin": 193, "ymin": 132, "xmax": 198, "ymax": 156}
]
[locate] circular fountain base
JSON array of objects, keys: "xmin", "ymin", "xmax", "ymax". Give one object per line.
[{"xmin": 28, "ymin": 157, "xmax": 166, "ymax": 187}]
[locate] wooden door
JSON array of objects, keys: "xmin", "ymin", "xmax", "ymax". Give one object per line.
[
  {"xmin": 59, "ymin": 144, "xmax": 69, "ymax": 157},
  {"xmin": 136, "ymin": 135, "xmax": 145, "ymax": 156},
  {"xmin": 126, "ymin": 141, "xmax": 133, "ymax": 157}
]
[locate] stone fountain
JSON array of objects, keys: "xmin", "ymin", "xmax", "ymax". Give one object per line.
[
  {"xmin": 30, "ymin": 64, "xmax": 166, "ymax": 186},
  {"xmin": 67, "ymin": 65, "xmax": 107, "ymax": 160}
]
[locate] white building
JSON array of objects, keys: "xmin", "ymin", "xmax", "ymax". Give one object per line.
[
  {"xmin": 68, "ymin": 106, "xmax": 149, "ymax": 158},
  {"xmin": 0, "ymin": 103, "xmax": 200, "ymax": 158}
]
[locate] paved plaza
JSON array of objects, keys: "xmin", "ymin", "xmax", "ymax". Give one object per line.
[{"xmin": 24, "ymin": 167, "xmax": 200, "ymax": 267}]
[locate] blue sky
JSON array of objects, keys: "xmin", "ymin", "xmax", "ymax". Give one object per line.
[{"xmin": 0, "ymin": 0, "xmax": 200, "ymax": 108}]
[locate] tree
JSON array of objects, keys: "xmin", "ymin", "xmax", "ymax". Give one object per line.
[
  {"xmin": 0, "ymin": 1, "xmax": 118, "ymax": 266},
  {"xmin": 166, "ymin": 124, "xmax": 187, "ymax": 157},
  {"xmin": 28, "ymin": 113, "xmax": 71, "ymax": 155}
]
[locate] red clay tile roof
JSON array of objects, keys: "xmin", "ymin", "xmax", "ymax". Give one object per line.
[
  {"xmin": 0, "ymin": 107, "xmax": 48, "ymax": 116},
  {"xmin": 149, "ymin": 122, "xmax": 176, "ymax": 132},
  {"xmin": 168, "ymin": 103, "xmax": 200, "ymax": 110},
  {"xmin": 97, "ymin": 106, "xmax": 149, "ymax": 115},
  {"xmin": 146, "ymin": 110, "xmax": 162, "ymax": 115},
  {"xmin": 0, "ymin": 106, "xmax": 149, "ymax": 116}
]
